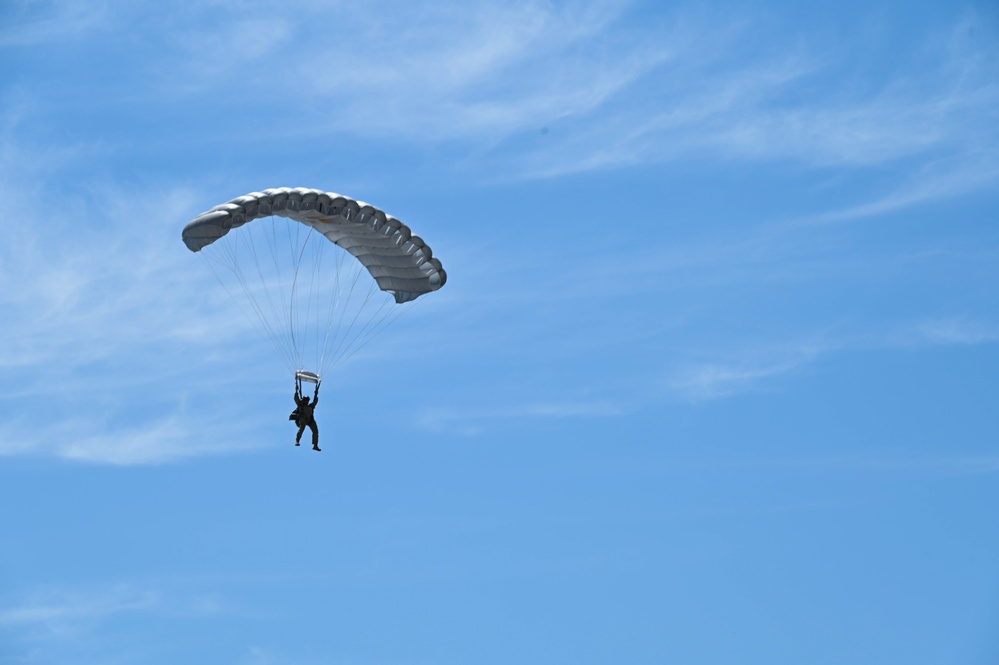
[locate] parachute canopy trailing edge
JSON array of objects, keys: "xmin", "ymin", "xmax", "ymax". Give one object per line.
[{"xmin": 182, "ymin": 187, "xmax": 447, "ymax": 303}]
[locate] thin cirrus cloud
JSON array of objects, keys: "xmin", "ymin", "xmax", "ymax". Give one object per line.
[
  {"xmin": 665, "ymin": 357, "xmax": 813, "ymax": 403},
  {"xmin": 10, "ymin": 1, "xmax": 994, "ymax": 201},
  {"xmin": 417, "ymin": 400, "xmax": 628, "ymax": 436},
  {"xmin": 802, "ymin": 154, "xmax": 999, "ymax": 225},
  {"xmin": 60, "ymin": 421, "xmax": 257, "ymax": 465},
  {"xmin": 146, "ymin": 0, "xmax": 670, "ymax": 143},
  {"xmin": 304, "ymin": 3, "xmax": 672, "ymax": 141},
  {"xmin": 168, "ymin": 16, "xmax": 295, "ymax": 86},
  {"xmin": 0, "ymin": 0, "xmax": 109, "ymax": 47},
  {"xmin": 0, "ymin": 411, "xmax": 265, "ymax": 465},
  {"xmin": 0, "ymin": 585, "xmax": 158, "ymax": 633},
  {"xmin": 914, "ymin": 318, "xmax": 999, "ymax": 347},
  {"xmin": 661, "ymin": 315, "xmax": 999, "ymax": 405},
  {"xmin": 202, "ymin": 5, "xmax": 997, "ymax": 192},
  {"xmin": 0, "ymin": 180, "xmax": 224, "ymax": 371},
  {"xmin": 519, "ymin": 25, "xmax": 997, "ymax": 183},
  {"xmin": 0, "ymin": 172, "xmax": 276, "ymax": 463}
]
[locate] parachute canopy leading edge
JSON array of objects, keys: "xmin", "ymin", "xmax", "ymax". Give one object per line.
[{"xmin": 182, "ymin": 187, "xmax": 446, "ymax": 304}]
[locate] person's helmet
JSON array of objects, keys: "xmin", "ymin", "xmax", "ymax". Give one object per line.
[{"xmin": 302, "ymin": 396, "xmax": 310, "ymax": 404}]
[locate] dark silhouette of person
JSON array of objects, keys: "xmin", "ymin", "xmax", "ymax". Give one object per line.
[{"xmin": 290, "ymin": 378, "xmax": 321, "ymax": 451}]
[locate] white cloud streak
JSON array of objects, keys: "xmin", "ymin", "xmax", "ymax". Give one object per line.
[
  {"xmin": 0, "ymin": 0, "xmax": 109, "ymax": 47},
  {"xmin": 912, "ymin": 318, "xmax": 999, "ymax": 347},
  {"xmin": 0, "ymin": 130, "xmax": 279, "ymax": 464},
  {"xmin": 0, "ymin": 413, "xmax": 265, "ymax": 465},
  {"xmin": 418, "ymin": 400, "xmax": 626, "ymax": 436},
  {"xmin": 149, "ymin": 0, "xmax": 669, "ymax": 144},
  {"xmin": 666, "ymin": 356, "xmax": 813, "ymax": 403},
  {"xmin": 0, "ymin": 585, "xmax": 158, "ymax": 632},
  {"xmin": 9, "ymin": 2, "xmax": 997, "ymax": 195},
  {"xmin": 659, "ymin": 314, "xmax": 999, "ymax": 404},
  {"xmin": 10, "ymin": 2, "xmax": 996, "ymax": 216},
  {"xmin": 800, "ymin": 151, "xmax": 999, "ymax": 225}
]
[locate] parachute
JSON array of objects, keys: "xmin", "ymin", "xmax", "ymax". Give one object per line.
[{"xmin": 182, "ymin": 187, "xmax": 447, "ymax": 380}]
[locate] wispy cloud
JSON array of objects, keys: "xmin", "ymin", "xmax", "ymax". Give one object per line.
[
  {"xmin": 12, "ymin": 2, "xmax": 997, "ymax": 211},
  {"xmin": 659, "ymin": 315, "xmax": 999, "ymax": 403},
  {"xmin": 0, "ymin": 135, "xmax": 281, "ymax": 464},
  {"xmin": 148, "ymin": 0, "xmax": 669, "ymax": 145},
  {"xmin": 0, "ymin": 0, "xmax": 109, "ymax": 47},
  {"xmin": 662, "ymin": 340, "xmax": 828, "ymax": 402},
  {"xmin": 314, "ymin": 2, "xmax": 669, "ymax": 142},
  {"xmin": 418, "ymin": 399, "xmax": 626, "ymax": 436},
  {"xmin": 492, "ymin": 10, "xmax": 999, "ymax": 232},
  {"xmin": 802, "ymin": 153, "xmax": 999, "ymax": 225},
  {"xmin": 0, "ymin": 580, "xmax": 260, "ymax": 655},
  {"xmin": 168, "ymin": 16, "xmax": 294, "ymax": 88},
  {"xmin": 666, "ymin": 358, "xmax": 805, "ymax": 402},
  {"xmin": 415, "ymin": 209, "xmax": 998, "ymax": 417},
  {"xmin": 0, "ymin": 412, "xmax": 268, "ymax": 465},
  {"xmin": 0, "ymin": 585, "xmax": 158, "ymax": 634},
  {"xmin": 638, "ymin": 451, "xmax": 999, "ymax": 478},
  {"xmin": 0, "ymin": 173, "xmax": 256, "ymax": 375},
  {"xmin": 913, "ymin": 318, "xmax": 999, "ymax": 346}
]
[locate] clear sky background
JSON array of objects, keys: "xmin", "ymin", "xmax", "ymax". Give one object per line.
[{"xmin": 2, "ymin": 1, "xmax": 998, "ymax": 663}]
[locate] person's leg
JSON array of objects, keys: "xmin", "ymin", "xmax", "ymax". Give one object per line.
[
  {"xmin": 296, "ymin": 423, "xmax": 306, "ymax": 446},
  {"xmin": 310, "ymin": 421, "xmax": 320, "ymax": 451}
]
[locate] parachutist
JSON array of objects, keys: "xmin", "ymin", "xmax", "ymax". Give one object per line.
[
  {"xmin": 290, "ymin": 377, "xmax": 321, "ymax": 451},
  {"xmin": 182, "ymin": 188, "xmax": 447, "ymax": 416}
]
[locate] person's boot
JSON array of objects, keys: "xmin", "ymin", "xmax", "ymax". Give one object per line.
[{"xmin": 312, "ymin": 445, "xmax": 321, "ymax": 452}]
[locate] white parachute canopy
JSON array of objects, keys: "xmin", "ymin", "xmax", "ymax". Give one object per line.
[{"xmin": 182, "ymin": 187, "xmax": 447, "ymax": 380}]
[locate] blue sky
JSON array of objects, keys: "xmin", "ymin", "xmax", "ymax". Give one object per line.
[{"xmin": 1, "ymin": 0, "xmax": 998, "ymax": 663}]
